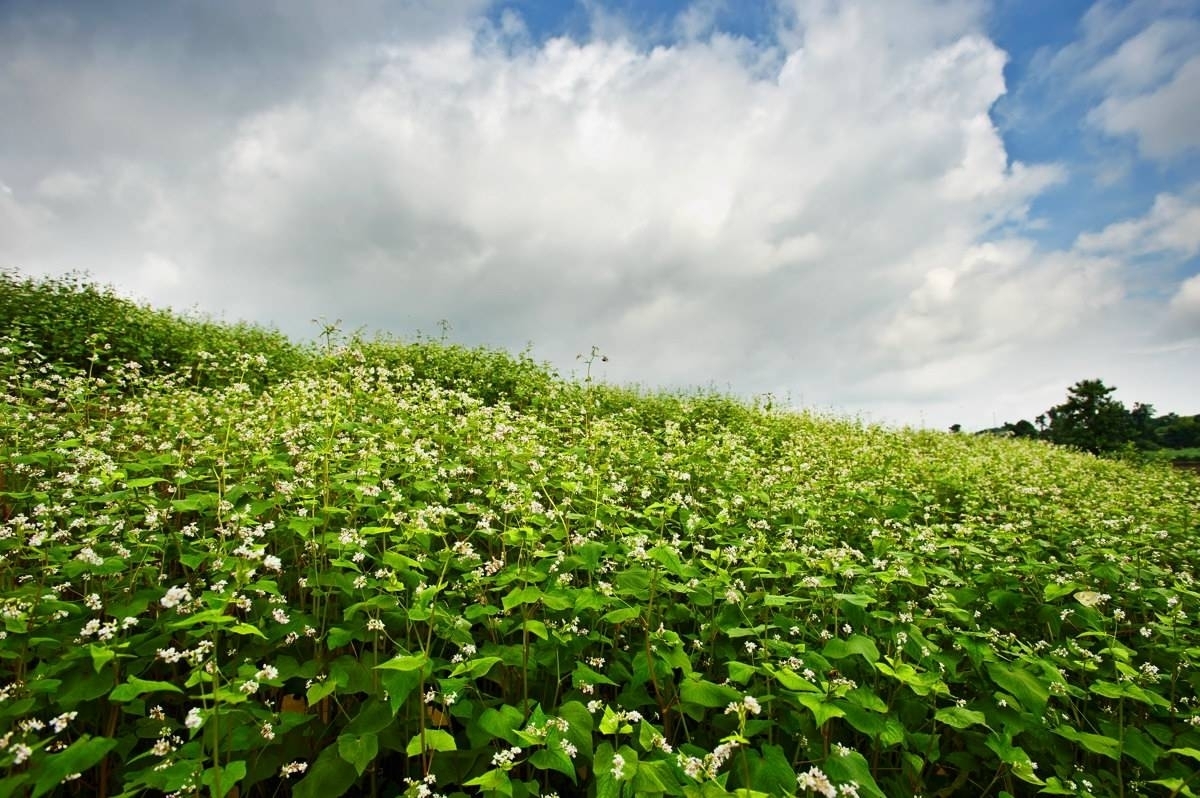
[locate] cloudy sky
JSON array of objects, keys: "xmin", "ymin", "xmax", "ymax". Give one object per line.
[{"xmin": 2, "ymin": 0, "xmax": 1198, "ymax": 429}]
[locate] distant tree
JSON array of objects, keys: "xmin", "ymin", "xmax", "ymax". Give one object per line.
[
  {"xmin": 1044, "ymin": 379, "xmax": 1133, "ymax": 454},
  {"xmin": 1130, "ymin": 402, "xmax": 1157, "ymax": 448},
  {"xmin": 1160, "ymin": 415, "xmax": 1200, "ymax": 449},
  {"xmin": 949, "ymin": 423, "xmax": 962, "ymax": 433},
  {"xmin": 1000, "ymin": 419, "xmax": 1039, "ymax": 439}
]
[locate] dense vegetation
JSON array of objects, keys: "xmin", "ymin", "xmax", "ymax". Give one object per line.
[{"xmin": 1, "ymin": 272, "xmax": 1199, "ymax": 798}]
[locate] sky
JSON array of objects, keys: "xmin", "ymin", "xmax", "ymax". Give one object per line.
[{"xmin": 1, "ymin": 0, "xmax": 1198, "ymax": 430}]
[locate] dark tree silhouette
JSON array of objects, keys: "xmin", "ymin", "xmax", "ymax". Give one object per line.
[{"xmin": 1044, "ymin": 379, "xmax": 1133, "ymax": 453}]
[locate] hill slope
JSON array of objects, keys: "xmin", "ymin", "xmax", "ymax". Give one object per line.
[{"xmin": 1, "ymin": 273, "xmax": 1198, "ymax": 797}]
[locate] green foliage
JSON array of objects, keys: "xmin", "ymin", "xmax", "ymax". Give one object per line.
[
  {"xmin": 1044, "ymin": 380, "xmax": 1135, "ymax": 454},
  {"xmin": 0, "ymin": 269, "xmax": 309, "ymax": 390},
  {"xmin": 1, "ymin": 277, "xmax": 1199, "ymax": 797}
]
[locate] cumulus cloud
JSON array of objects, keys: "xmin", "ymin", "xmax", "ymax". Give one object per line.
[
  {"xmin": 879, "ymin": 240, "xmax": 1122, "ymax": 361},
  {"xmin": 1076, "ymin": 193, "xmax": 1200, "ymax": 258},
  {"xmin": 1168, "ymin": 273, "xmax": 1200, "ymax": 336},
  {"xmin": 1, "ymin": 0, "xmax": 1195, "ymax": 428},
  {"xmin": 1023, "ymin": 0, "xmax": 1200, "ymax": 161},
  {"xmin": 1085, "ymin": 17, "xmax": 1200, "ymax": 92},
  {"xmin": 1089, "ymin": 56, "xmax": 1200, "ymax": 159}
]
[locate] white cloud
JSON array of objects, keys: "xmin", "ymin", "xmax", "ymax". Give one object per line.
[
  {"xmin": 674, "ymin": 0, "xmax": 727, "ymax": 41},
  {"xmin": 878, "ymin": 239, "xmax": 1123, "ymax": 366},
  {"xmin": 1085, "ymin": 17, "xmax": 1200, "ymax": 92},
  {"xmin": 1167, "ymin": 273, "xmax": 1200, "ymax": 335},
  {"xmin": 1090, "ymin": 55, "xmax": 1200, "ymax": 159},
  {"xmin": 1076, "ymin": 193, "xmax": 1200, "ymax": 257},
  {"xmin": 34, "ymin": 169, "xmax": 98, "ymax": 201},
  {"xmin": 1, "ymin": 1, "xmax": 1196, "ymax": 429},
  {"xmin": 1031, "ymin": 1, "xmax": 1200, "ymax": 161}
]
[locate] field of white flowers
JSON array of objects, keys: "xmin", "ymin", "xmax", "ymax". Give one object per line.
[{"xmin": 1, "ymin": 275, "xmax": 1198, "ymax": 797}]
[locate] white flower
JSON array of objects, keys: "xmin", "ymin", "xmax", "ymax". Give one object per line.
[
  {"xmin": 184, "ymin": 707, "xmax": 204, "ymax": 730},
  {"xmin": 797, "ymin": 766, "xmax": 836, "ymax": 798},
  {"xmin": 611, "ymin": 753, "xmax": 626, "ymax": 779},
  {"xmin": 50, "ymin": 712, "xmax": 77, "ymax": 733},
  {"xmin": 160, "ymin": 586, "xmax": 192, "ymax": 609}
]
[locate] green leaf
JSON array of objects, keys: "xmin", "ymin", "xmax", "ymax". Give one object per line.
[
  {"xmin": 1054, "ymin": 726, "xmax": 1121, "ymax": 761},
  {"xmin": 745, "ymin": 744, "xmax": 799, "ymax": 796},
  {"xmin": 822, "ymin": 634, "xmax": 880, "ymax": 664},
  {"xmin": 632, "ymin": 758, "xmax": 681, "ymax": 794},
  {"xmin": 477, "ymin": 704, "xmax": 525, "ymax": 745},
  {"xmin": 523, "ymin": 619, "xmax": 549, "ymax": 640},
  {"xmin": 30, "ymin": 736, "xmax": 118, "ymax": 798},
  {"xmin": 599, "ymin": 705, "xmax": 630, "ymax": 735},
  {"xmin": 338, "ymin": 732, "xmax": 379, "ymax": 776},
  {"xmin": 1089, "ymin": 679, "xmax": 1171, "ymax": 708},
  {"xmin": 326, "ymin": 626, "xmax": 356, "ymax": 648},
  {"xmin": 530, "ymin": 748, "xmax": 578, "ymax": 782},
  {"xmin": 109, "ymin": 676, "xmax": 184, "ymax": 703},
  {"xmin": 834, "ymin": 592, "xmax": 874, "ymax": 608},
  {"xmin": 464, "ymin": 768, "xmax": 513, "ymax": 796},
  {"xmin": 379, "ymin": 668, "xmax": 421, "ymax": 716},
  {"xmin": 199, "ymin": 761, "xmax": 246, "ymax": 798},
  {"xmin": 602, "ymin": 607, "xmax": 642, "ymax": 625},
  {"xmin": 558, "ymin": 700, "xmax": 595, "ymax": 761},
  {"xmin": 502, "ymin": 585, "xmax": 543, "ymax": 611},
  {"xmin": 1037, "ymin": 777, "xmax": 1079, "ymax": 796},
  {"xmin": 306, "ymin": 679, "xmax": 338, "ymax": 705},
  {"xmin": 874, "ymin": 660, "xmax": 948, "ymax": 697},
  {"xmin": 840, "ymin": 702, "xmax": 887, "ymax": 736},
  {"xmin": 574, "ymin": 663, "xmax": 618, "ymax": 687},
  {"xmin": 934, "ymin": 706, "xmax": 989, "ymax": 730},
  {"xmin": 294, "ymin": 745, "xmax": 359, "ymax": 798},
  {"xmin": 0, "ymin": 775, "xmax": 30, "ymax": 797},
  {"xmin": 376, "ymin": 653, "xmax": 428, "ymax": 672},
  {"xmin": 796, "ymin": 693, "xmax": 846, "ymax": 726},
  {"xmin": 449, "ymin": 656, "xmax": 504, "ymax": 679},
  {"xmin": 679, "ymin": 675, "xmax": 742, "ymax": 710},
  {"xmin": 227, "ymin": 622, "xmax": 267, "ymax": 639},
  {"xmin": 125, "ymin": 476, "xmax": 165, "ymax": 488},
  {"xmin": 167, "ymin": 608, "xmax": 237, "ymax": 630},
  {"xmin": 771, "ymin": 667, "xmax": 821, "ymax": 693},
  {"xmin": 1043, "ymin": 581, "xmax": 1082, "ymax": 602},
  {"xmin": 822, "ymin": 749, "xmax": 887, "ymax": 798},
  {"xmin": 985, "ymin": 662, "xmax": 1048, "ymax": 715},
  {"xmin": 1149, "ymin": 779, "xmax": 1199, "ymax": 798},
  {"xmin": 1122, "ymin": 728, "xmax": 1163, "ymax": 770},
  {"xmin": 345, "ymin": 699, "xmax": 396, "ymax": 736},
  {"xmin": 728, "ymin": 661, "xmax": 757, "ymax": 685},
  {"xmin": 88, "ymin": 644, "xmax": 115, "ymax": 674},
  {"xmin": 405, "ymin": 729, "xmax": 456, "ymax": 756},
  {"xmin": 1169, "ymin": 747, "xmax": 1200, "ymax": 762}
]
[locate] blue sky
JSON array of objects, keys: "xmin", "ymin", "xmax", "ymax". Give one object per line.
[{"xmin": 1, "ymin": 0, "xmax": 1198, "ymax": 429}]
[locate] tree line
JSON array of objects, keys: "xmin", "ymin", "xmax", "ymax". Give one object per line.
[{"xmin": 977, "ymin": 379, "xmax": 1200, "ymax": 455}]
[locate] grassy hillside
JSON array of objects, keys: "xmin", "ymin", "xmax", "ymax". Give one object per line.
[{"xmin": 1, "ymin": 273, "xmax": 1198, "ymax": 797}]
